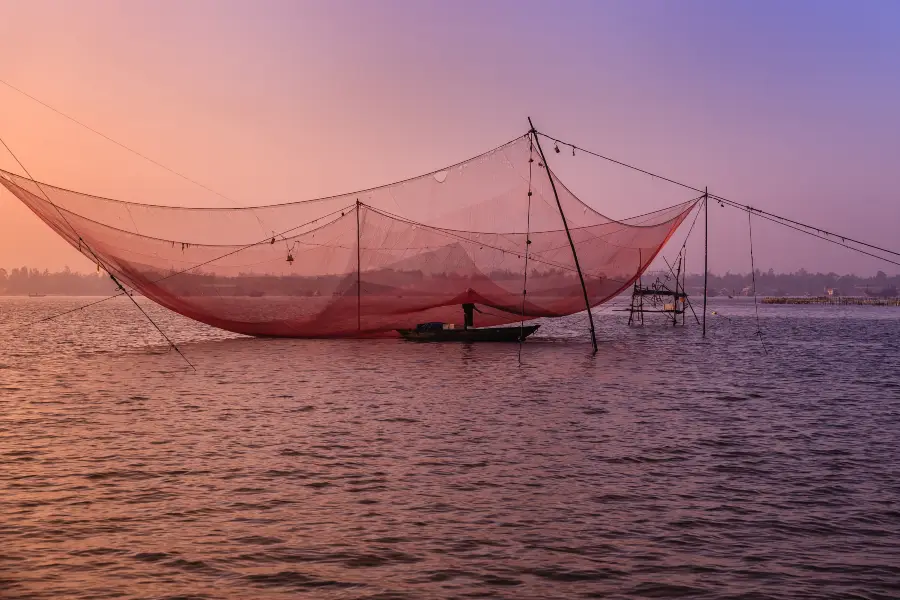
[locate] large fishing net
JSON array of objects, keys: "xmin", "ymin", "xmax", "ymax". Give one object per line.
[{"xmin": 0, "ymin": 134, "xmax": 697, "ymax": 337}]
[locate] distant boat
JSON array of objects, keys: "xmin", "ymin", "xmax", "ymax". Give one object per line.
[
  {"xmin": 398, "ymin": 322, "xmax": 539, "ymax": 342},
  {"xmin": 27, "ymin": 293, "xmax": 46, "ymax": 297}
]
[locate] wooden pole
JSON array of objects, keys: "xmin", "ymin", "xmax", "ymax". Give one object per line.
[
  {"xmin": 681, "ymin": 254, "xmax": 686, "ymax": 326},
  {"xmin": 529, "ymin": 117, "xmax": 598, "ymax": 353},
  {"xmin": 702, "ymin": 188, "xmax": 708, "ymax": 337},
  {"xmin": 674, "ymin": 255, "xmax": 681, "ymax": 327},
  {"xmin": 356, "ymin": 199, "xmax": 361, "ymax": 332}
]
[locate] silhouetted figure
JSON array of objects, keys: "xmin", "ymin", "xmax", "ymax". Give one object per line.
[{"xmin": 463, "ymin": 303, "xmax": 475, "ymax": 329}]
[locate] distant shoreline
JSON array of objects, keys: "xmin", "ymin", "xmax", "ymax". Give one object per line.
[
  {"xmin": 762, "ymin": 296, "xmax": 900, "ymax": 306},
  {"xmin": 2, "ymin": 267, "xmax": 898, "ymax": 299}
]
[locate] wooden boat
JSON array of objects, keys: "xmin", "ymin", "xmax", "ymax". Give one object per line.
[
  {"xmin": 27, "ymin": 293, "xmax": 46, "ymax": 297},
  {"xmin": 397, "ymin": 323, "xmax": 539, "ymax": 342}
]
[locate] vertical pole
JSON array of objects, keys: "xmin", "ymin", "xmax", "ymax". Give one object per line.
[
  {"xmin": 674, "ymin": 255, "xmax": 681, "ymax": 327},
  {"xmin": 519, "ymin": 134, "xmax": 534, "ymax": 356},
  {"xmin": 628, "ymin": 280, "xmax": 635, "ymax": 326},
  {"xmin": 681, "ymin": 254, "xmax": 686, "ymax": 326},
  {"xmin": 529, "ymin": 118, "xmax": 597, "ymax": 353},
  {"xmin": 702, "ymin": 187, "xmax": 709, "ymax": 337},
  {"xmin": 356, "ymin": 199, "xmax": 361, "ymax": 332},
  {"xmin": 639, "ymin": 290, "xmax": 644, "ymax": 326},
  {"xmin": 639, "ymin": 289, "xmax": 644, "ymax": 326}
]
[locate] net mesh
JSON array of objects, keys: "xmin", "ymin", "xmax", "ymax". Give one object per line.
[{"xmin": 0, "ymin": 135, "xmax": 697, "ymax": 337}]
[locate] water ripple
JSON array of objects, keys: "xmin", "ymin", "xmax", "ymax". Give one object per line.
[{"xmin": 0, "ymin": 297, "xmax": 898, "ymax": 598}]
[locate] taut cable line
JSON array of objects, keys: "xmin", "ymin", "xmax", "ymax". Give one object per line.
[
  {"xmin": 0, "ymin": 134, "xmax": 195, "ymax": 370},
  {"xmin": 0, "ymin": 78, "xmax": 247, "ymax": 210},
  {"xmin": 713, "ymin": 196, "xmax": 900, "ymax": 268},
  {"xmin": 0, "ymin": 78, "xmax": 276, "ymax": 235},
  {"xmin": 535, "ymin": 130, "xmax": 900, "ymax": 266},
  {"xmin": 711, "ymin": 194, "xmax": 900, "ymax": 259},
  {"xmin": 14, "ymin": 293, "xmax": 129, "ymax": 329}
]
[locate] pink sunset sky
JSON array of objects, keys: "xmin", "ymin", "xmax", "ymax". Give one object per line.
[{"xmin": 1, "ymin": 0, "xmax": 898, "ymax": 275}]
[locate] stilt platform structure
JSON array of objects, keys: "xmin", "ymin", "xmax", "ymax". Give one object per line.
[{"xmin": 625, "ymin": 254, "xmax": 694, "ymax": 327}]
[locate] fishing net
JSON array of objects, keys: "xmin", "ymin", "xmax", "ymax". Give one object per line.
[{"xmin": 0, "ymin": 134, "xmax": 697, "ymax": 337}]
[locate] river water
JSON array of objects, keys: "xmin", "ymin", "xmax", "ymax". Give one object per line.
[{"xmin": 1, "ymin": 297, "xmax": 898, "ymax": 599}]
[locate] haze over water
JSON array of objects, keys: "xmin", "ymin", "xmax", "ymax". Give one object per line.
[{"xmin": 2, "ymin": 298, "xmax": 898, "ymax": 599}]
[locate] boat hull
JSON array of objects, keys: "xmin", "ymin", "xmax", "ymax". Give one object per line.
[{"xmin": 397, "ymin": 324, "xmax": 539, "ymax": 342}]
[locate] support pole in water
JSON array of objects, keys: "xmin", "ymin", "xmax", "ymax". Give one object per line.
[
  {"xmin": 703, "ymin": 187, "xmax": 709, "ymax": 338},
  {"xmin": 529, "ymin": 117, "xmax": 598, "ymax": 353},
  {"xmin": 356, "ymin": 199, "xmax": 362, "ymax": 332},
  {"xmin": 0, "ymin": 133, "xmax": 194, "ymax": 370}
]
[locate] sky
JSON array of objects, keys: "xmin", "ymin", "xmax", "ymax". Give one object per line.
[{"xmin": 1, "ymin": 0, "xmax": 898, "ymax": 275}]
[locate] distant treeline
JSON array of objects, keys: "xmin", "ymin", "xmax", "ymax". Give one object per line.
[
  {"xmin": 0, "ymin": 267, "xmax": 119, "ymax": 296},
  {"xmin": 1, "ymin": 266, "xmax": 898, "ymax": 297},
  {"xmin": 679, "ymin": 269, "xmax": 899, "ymax": 298}
]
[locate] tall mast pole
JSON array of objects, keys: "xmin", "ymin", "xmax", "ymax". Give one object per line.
[
  {"xmin": 674, "ymin": 254, "xmax": 681, "ymax": 327},
  {"xmin": 529, "ymin": 117, "xmax": 597, "ymax": 353},
  {"xmin": 702, "ymin": 187, "xmax": 708, "ymax": 337},
  {"xmin": 682, "ymin": 253, "xmax": 686, "ymax": 326},
  {"xmin": 356, "ymin": 199, "xmax": 362, "ymax": 333}
]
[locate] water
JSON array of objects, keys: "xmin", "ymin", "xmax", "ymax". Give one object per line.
[{"xmin": 1, "ymin": 297, "xmax": 898, "ymax": 599}]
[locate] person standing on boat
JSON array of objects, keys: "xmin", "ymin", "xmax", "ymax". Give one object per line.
[{"xmin": 462, "ymin": 303, "xmax": 482, "ymax": 329}]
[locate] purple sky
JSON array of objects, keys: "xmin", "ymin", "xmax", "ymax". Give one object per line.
[{"xmin": 1, "ymin": 0, "xmax": 898, "ymax": 275}]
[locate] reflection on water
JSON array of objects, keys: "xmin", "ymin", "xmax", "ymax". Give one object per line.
[{"xmin": 1, "ymin": 298, "xmax": 898, "ymax": 599}]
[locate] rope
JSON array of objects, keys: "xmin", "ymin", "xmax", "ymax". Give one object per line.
[
  {"xmin": 0, "ymin": 79, "xmax": 271, "ymax": 237},
  {"xmin": 535, "ymin": 130, "xmax": 900, "ymax": 266},
  {"xmin": 747, "ymin": 212, "xmax": 768, "ymax": 355},
  {"xmin": 12, "ymin": 293, "xmax": 127, "ymax": 329},
  {"xmin": 677, "ymin": 199, "xmax": 704, "ymax": 258},
  {"xmin": 0, "ymin": 79, "xmax": 245, "ymax": 206},
  {"xmin": 714, "ymin": 196, "xmax": 900, "ymax": 268},
  {"xmin": 0, "ymin": 76, "xmax": 525, "ymax": 214},
  {"xmin": 0, "ymin": 134, "xmax": 196, "ymax": 370},
  {"xmin": 519, "ymin": 137, "xmax": 534, "ymax": 362},
  {"xmin": 712, "ymin": 194, "xmax": 900, "ymax": 259}
]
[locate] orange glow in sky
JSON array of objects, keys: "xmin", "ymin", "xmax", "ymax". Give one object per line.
[{"xmin": 2, "ymin": 0, "xmax": 898, "ymax": 275}]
